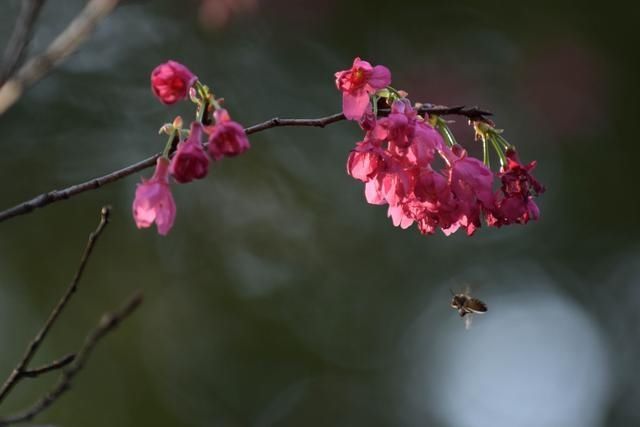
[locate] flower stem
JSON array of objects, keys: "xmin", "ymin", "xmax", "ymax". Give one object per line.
[
  {"xmin": 434, "ymin": 116, "xmax": 457, "ymax": 147},
  {"xmin": 196, "ymin": 99, "xmax": 207, "ymax": 123},
  {"xmin": 490, "ymin": 136, "xmax": 507, "ymax": 168},
  {"xmin": 161, "ymin": 129, "xmax": 178, "ymax": 159},
  {"xmin": 496, "ymin": 134, "xmax": 512, "ymax": 150},
  {"xmin": 483, "ymin": 138, "xmax": 490, "ymax": 167}
]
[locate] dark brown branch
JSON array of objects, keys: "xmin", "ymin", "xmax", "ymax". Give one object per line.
[
  {"xmin": 21, "ymin": 354, "xmax": 76, "ymax": 378},
  {"xmin": 0, "ymin": 0, "xmax": 47, "ymax": 86},
  {"xmin": 0, "ymin": 206, "xmax": 111, "ymax": 404},
  {"xmin": 0, "ymin": 292, "xmax": 143, "ymax": 426},
  {"xmin": 243, "ymin": 112, "xmax": 346, "ymax": 133},
  {"xmin": 0, "ymin": 104, "xmax": 492, "ymax": 224},
  {"xmin": 415, "ymin": 104, "xmax": 493, "ymax": 122},
  {"xmin": 0, "ymin": 156, "xmax": 157, "ymax": 223}
]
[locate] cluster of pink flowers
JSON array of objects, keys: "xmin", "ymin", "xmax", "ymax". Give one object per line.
[
  {"xmin": 133, "ymin": 61, "xmax": 250, "ymax": 235},
  {"xmin": 336, "ymin": 58, "xmax": 544, "ymax": 236}
]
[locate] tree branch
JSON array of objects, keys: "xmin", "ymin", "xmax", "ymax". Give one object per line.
[
  {"xmin": 0, "ymin": 105, "xmax": 492, "ymax": 224},
  {"xmin": 0, "ymin": 292, "xmax": 143, "ymax": 426},
  {"xmin": 0, "ymin": 0, "xmax": 121, "ymax": 115},
  {"xmin": 0, "ymin": 206, "xmax": 111, "ymax": 404},
  {"xmin": 0, "ymin": 0, "xmax": 47, "ymax": 86}
]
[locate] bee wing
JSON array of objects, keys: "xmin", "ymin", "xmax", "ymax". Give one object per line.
[
  {"xmin": 466, "ymin": 298, "xmax": 488, "ymax": 314},
  {"xmin": 464, "ymin": 314, "xmax": 473, "ymax": 330}
]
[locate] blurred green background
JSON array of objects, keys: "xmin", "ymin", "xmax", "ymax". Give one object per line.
[{"xmin": 1, "ymin": 0, "xmax": 638, "ymax": 426}]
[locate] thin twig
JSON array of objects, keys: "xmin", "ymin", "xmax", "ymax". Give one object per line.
[
  {"xmin": 0, "ymin": 104, "xmax": 492, "ymax": 224},
  {"xmin": 0, "ymin": 0, "xmax": 47, "ymax": 86},
  {"xmin": 21, "ymin": 354, "xmax": 76, "ymax": 378},
  {"xmin": 0, "ymin": 292, "xmax": 143, "ymax": 426},
  {"xmin": 0, "ymin": 206, "xmax": 111, "ymax": 404},
  {"xmin": 0, "ymin": 0, "xmax": 120, "ymax": 115}
]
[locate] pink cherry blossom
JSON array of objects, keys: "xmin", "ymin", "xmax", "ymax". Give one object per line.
[
  {"xmin": 488, "ymin": 148, "xmax": 545, "ymax": 226},
  {"xmin": 170, "ymin": 122, "xmax": 210, "ymax": 183},
  {"xmin": 500, "ymin": 149, "xmax": 545, "ymax": 197},
  {"xmin": 207, "ymin": 109, "xmax": 250, "ymax": 160},
  {"xmin": 335, "ymin": 57, "xmax": 391, "ymax": 121},
  {"xmin": 151, "ymin": 60, "xmax": 198, "ymax": 105},
  {"xmin": 132, "ymin": 157, "xmax": 176, "ymax": 236},
  {"xmin": 375, "ymin": 100, "xmax": 414, "ymax": 148},
  {"xmin": 445, "ymin": 145, "xmax": 495, "ymax": 209},
  {"xmin": 346, "ymin": 140, "xmax": 384, "ymax": 182}
]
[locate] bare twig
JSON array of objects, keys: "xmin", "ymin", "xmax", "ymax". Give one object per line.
[
  {"xmin": 0, "ymin": 0, "xmax": 47, "ymax": 86},
  {"xmin": 0, "ymin": 0, "xmax": 120, "ymax": 115},
  {"xmin": 0, "ymin": 292, "xmax": 143, "ymax": 426},
  {"xmin": 0, "ymin": 206, "xmax": 111, "ymax": 404},
  {"xmin": 0, "ymin": 104, "xmax": 492, "ymax": 224},
  {"xmin": 21, "ymin": 354, "xmax": 76, "ymax": 378}
]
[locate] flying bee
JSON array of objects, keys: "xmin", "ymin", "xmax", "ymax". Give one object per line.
[{"xmin": 450, "ymin": 287, "xmax": 487, "ymax": 329}]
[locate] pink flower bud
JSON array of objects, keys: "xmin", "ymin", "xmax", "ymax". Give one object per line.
[
  {"xmin": 132, "ymin": 158, "xmax": 176, "ymax": 235},
  {"xmin": 207, "ymin": 109, "xmax": 250, "ymax": 160},
  {"xmin": 150, "ymin": 61, "xmax": 198, "ymax": 105},
  {"xmin": 170, "ymin": 122, "xmax": 210, "ymax": 183}
]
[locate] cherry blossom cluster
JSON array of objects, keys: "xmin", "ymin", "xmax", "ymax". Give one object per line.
[
  {"xmin": 337, "ymin": 57, "xmax": 545, "ymax": 236},
  {"xmin": 133, "ymin": 60, "xmax": 250, "ymax": 235}
]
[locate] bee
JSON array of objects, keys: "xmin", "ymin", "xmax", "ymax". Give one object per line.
[{"xmin": 450, "ymin": 287, "xmax": 487, "ymax": 329}]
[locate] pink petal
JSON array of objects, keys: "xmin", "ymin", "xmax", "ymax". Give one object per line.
[
  {"xmin": 388, "ymin": 205, "xmax": 414, "ymax": 229},
  {"xmin": 342, "ymin": 91, "xmax": 371, "ymax": 121},
  {"xmin": 365, "ymin": 180, "xmax": 385, "ymax": 205},
  {"xmin": 367, "ymin": 65, "xmax": 391, "ymax": 89}
]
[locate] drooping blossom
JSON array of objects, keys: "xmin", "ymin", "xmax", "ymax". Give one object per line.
[
  {"xmin": 151, "ymin": 60, "xmax": 198, "ymax": 105},
  {"xmin": 132, "ymin": 157, "xmax": 176, "ymax": 236},
  {"xmin": 207, "ymin": 109, "xmax": 250, "ymax": 160},
  {"xmin": 487, "ymin": 148, "xmax": 545, "ymax": 226},
  {"xmin": 442, "ymin": 145, "xmax": 495, "ymax": 235},
  {"xmin": 500, "ymin": 148, "xmax": 545, "ymax": 197},
  {"xmin": 335, "ymin": 57, "xmax": 391, "ymax": 121},
  {"xmin": 170, "ymin": 122, "xmax": 210, "ymax": 183}
]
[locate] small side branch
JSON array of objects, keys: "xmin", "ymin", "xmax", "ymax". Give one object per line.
[
  {"xmin": 0, "ymin": 292, "xmax": 143, "ymax": 426},
  {"xmin": 0, "ymin": 104, "xmax": 493, "ymax": 224},
  {"xmin": 0, "ymin": 0, "xmax": 47, "ymax": 86},
  {"xmin": 0, "ymin": 206, "xmax": 111, "ymax": 404},
  {"xmin": 21, "ymin": 354, "xmax": 76, "ymax": 378}
]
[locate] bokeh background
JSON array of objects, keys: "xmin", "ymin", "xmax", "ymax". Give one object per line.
[{"xmin": 1, "ymin": 0, "xmax": 638, "ymax": 426}]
